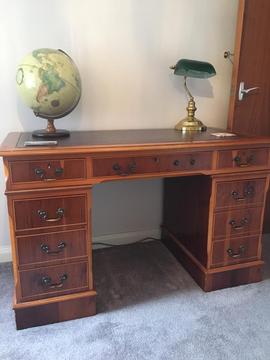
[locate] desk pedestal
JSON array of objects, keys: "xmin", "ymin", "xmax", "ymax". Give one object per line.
[
  {"xmin": 162, "ymin": 174, "xmax": 267, "ymax": 292},
  {"xmin": 162, "ymin": 227, "xmax": 263, "ymax": 292}
]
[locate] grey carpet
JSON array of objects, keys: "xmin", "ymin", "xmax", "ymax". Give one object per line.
[{"xmin": 1, "ymin": 239, "xmax": 270, "ymax": 360}]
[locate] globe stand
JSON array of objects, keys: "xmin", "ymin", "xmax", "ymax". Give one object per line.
[{"xmin": 32, "ymin": 119, "xmax": 70, "ymax": 138}]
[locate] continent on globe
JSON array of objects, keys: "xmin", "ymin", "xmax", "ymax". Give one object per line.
[
  {"xmin": 16, "ymin": 48, "xmax": 81, "ymax": 138},
  {"xmin": 37, "ymin": 65, "xmax": 66, "ymax": 103}
]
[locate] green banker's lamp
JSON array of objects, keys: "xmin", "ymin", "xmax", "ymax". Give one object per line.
[{"xmin": 170, "ymin": 59, "xmax": 216, "ymax": 132}]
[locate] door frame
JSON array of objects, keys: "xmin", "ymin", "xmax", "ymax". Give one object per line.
[{"xmin": 227, "ymin": 0, "xmax": 245, "ymax": 131}]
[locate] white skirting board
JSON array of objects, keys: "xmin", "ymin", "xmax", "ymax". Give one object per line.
[
  {"xmin": 0, "ymin": 246, "xmax": 11, "ymax": 263},
  {"xmin": 0, "ymin": 228, "xmax": 161, "ymax": 263}
]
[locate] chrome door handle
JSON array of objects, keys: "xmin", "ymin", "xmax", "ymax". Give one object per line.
[{"xmin": 238, "ymin": 81, "xmax": 259, "ymax": 101}]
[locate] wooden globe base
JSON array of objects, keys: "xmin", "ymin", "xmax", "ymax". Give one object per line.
[{"xmin": 32, "ymin": 119, "xmax": 70, "ymax": 138}]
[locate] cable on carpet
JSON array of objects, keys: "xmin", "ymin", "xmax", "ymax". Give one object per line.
[{"xmin": 92, "ymin": 237, "xmax": 162, "ymax": 248}]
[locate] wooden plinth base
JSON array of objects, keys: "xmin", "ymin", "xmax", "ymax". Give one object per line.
[
  {"xmin": 14, "ymin": 291, "xmax": 97, "ymax": 330},
  {"xmin": 162, "ymin": 228, "xmax": 263, "ymax": 292}
]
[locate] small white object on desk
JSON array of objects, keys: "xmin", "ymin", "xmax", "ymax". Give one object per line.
[
  {"xmin": 24, "ymin": 140, "xmax": 58, "ymax": 146},
  {"xmin": 211, "ymin": 132, "xmax": 237, "ymax": 137}
]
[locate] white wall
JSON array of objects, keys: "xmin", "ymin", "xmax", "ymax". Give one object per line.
[{"xmin": 0, "ymin": 0, "xmax": 239, "ymax": 261}]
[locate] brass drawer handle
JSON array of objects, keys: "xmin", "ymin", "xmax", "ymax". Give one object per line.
[
  {"xmin": 38, "ymin": 208, "xmax": 65, "ymax": 222},
  {"xmin": 55, "ymin": 167, "xmax": 64, "ymax": 176},
  {"xmin": 233, "ymin": 155, "xmax": 254, "ymax": 167},
  {"xmin": 231, "ymin": 185, "xmax": 255, "ymax": 201},
  {"xmin": 227, "ymin": 245, "xmax": 245, "ymax": 258},
  {"xmin": 41, "ymin": 273, "xmax": 68, "ymax": 289},
  {"xmin": 40, "ymin": 241, "xmax": 66, "ymax": 255},
  {"xmin": 34, "ymin": 166, "xmax": 64, "ymax": 181},
  {"xmin": 174, "ymin": 158, "xmax": 195, "ymax": 167},
  {"xmin": 128, "ymin": 161, "xmax": 137, "ymax": 173},
  {"xmin": 112, "ymin": 161, "xmax": 136, "ymax": 176},
  {"xmin": 229, "ymin": 217, "xmax": 248, "ymax": 230},
  {"xmin": 112, "ymin": 163, "xmax": 129, "ymax": 176}
]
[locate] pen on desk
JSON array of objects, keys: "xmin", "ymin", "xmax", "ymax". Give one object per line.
[{"xmin": 24, "ymin": 140, "xmax": 58, "ymax": 146}]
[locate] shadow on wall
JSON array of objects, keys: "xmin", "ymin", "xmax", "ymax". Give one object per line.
[{"xmin": 171, "ymin": 76, "xmax": 215, "ymax": 100}]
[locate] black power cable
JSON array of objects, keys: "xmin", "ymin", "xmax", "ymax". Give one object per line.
[{"xmin": 92, "ymin": 237, "xmax": 161, "ymax": 248}]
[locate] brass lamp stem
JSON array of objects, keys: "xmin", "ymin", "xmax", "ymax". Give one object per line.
[
  {"xmin": 184, "ymin": 76, "xmax": 193, "ymax": 100},
  {"xmin": 174, "ymin": 76, "xmax": 207, "ymax": 132},
  {"xmin": 183, "ymin": 76, "xmax": 196, "ymax": 122},
  {"xmin": 183, "ymin": 76, "xmax": 197, "ymax": 123}
]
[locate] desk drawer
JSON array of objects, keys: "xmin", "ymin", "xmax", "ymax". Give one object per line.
[
  {"xmin": 14, "ymin": 194, "xmax": 86, "ymax": 231},
  {"xmin": 92, "ymin": 151, "xmax": 212, "ymax": 177},
  {"xmin": 17, "ymin": 229, "xmax": 87, "ymax": 267},
  {"xmin": 19, "ymin": 261, "xmax": 89, "ymax": 301},
  {"xmin": 93, "ymin": 155, "xmax": 160, "ymax": 177},
  {"xmin": 9, "ymin": 158, "xmax": 86, "ymax": 184},
  {"xmin": 217, "ymin": 148, "xmax": 269, "ymax": 169},
  {"xmin": 213, "ymin": 207, "xmax": 263, "ymax": 240},
  {"xmin": 215, "ymin": 178, "xmax": 266, "ymax": 210},
  {"xmin": 211, "ymin": 235, "xmax": 259, "ymax": 267},
  {"xmin": 159, "ymin": 151, "xmax": 212, "ymax": 172}
]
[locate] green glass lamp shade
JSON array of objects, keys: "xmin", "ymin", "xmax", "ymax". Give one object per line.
[{"xmin": 172, "ymin": 59, "xmax": 216, "ymax": 79}]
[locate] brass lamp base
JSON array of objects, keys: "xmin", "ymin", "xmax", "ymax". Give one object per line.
[
  {"xmin": 175, "ymin": 117, "xmax": 207, "ymax": 132},
  {"xmin": 32, "ymin": 119, "xmax": 70, "ymax": 138},
  {"xmin": 175, "ymin": 97, "xmax": 207, "ymax": 132}
]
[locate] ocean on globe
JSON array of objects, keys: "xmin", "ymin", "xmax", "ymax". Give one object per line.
[{"xmin": 16, "ymin": 48, "xmax": 81, "ymax": 119}]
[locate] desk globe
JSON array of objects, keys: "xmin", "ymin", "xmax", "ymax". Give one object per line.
[{"xmin": 16, "ymin": 48, "xmax": 81, "ymax": 138}]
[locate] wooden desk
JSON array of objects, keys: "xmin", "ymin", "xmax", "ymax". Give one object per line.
[{"xmin": 1, "ymin": 128, "xmax": 270, "ymax": 329}]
